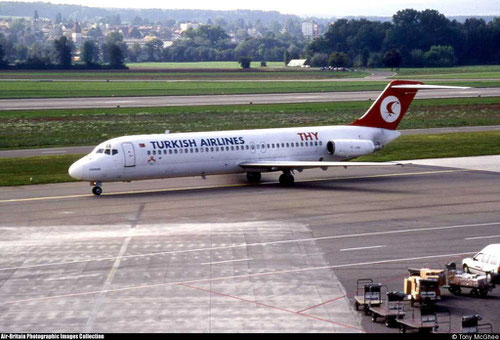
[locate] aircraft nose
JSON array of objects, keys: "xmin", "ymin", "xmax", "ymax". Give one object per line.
[{"xmin": 68, "ymin": 161, "xmax": 84, "ymax": 180}]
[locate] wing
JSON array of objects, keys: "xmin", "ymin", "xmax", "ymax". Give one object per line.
[{"xmin": 238, "ymin": 161, "xmax": 408, "ymax": 171}]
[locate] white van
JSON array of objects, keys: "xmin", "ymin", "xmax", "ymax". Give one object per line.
[{"xmin": 462, "ymin": 244, "xmax": 500, "ymax": 283}]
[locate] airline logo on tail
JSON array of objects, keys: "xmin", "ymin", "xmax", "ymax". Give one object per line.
[{"xmin": 380, "ymin": 96, "xmax": 401, "ymax": 123}]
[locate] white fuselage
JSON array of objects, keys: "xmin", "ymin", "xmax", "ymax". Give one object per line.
[{"xmin": 68, "ymin": 125, "xmax": 400, "ymax": 182}]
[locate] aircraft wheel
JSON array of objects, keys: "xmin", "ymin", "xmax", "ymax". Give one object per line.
[
  {"xmin": 92, "ymin": 186, "xmax": 102, "ymax": 196},
  {"xmin": 246, "ymin": 172, "xmax": 261, "ymax": 183},
  {"xmin": 279, "ymin": 173, "xmax": 294, "ymax": 186}
]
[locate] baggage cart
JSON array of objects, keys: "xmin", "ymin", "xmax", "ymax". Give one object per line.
[
  {"xmin": 462, "ymin": 315, "xmax": 493, "ymax": 334},
  {"xmin": 444, "ymin": 262, "xmax": 495, "ymax": 297},
  {"xmin": 353, "ymin": 279, "xmax": 385, "ymax": 315},
  {"xmin": 396, "ymin": 306, "xmax": 451, "ymax": 333},
  {"xmin": 369, "ymin": 291, "xmax": 407, "ymax": 327}
]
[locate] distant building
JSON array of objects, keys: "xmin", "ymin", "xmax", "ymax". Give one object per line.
[
  {"xmin": 72, "ymin": 20, "xmax": 82, "ymax": 43},
  {"xmin": 301, "ymin": 21, "xmax": 319, "ymax": 39},
  {"xmin": 180, "ymin": 23, "xmax": 199, "ymax": 32},
  {"xmin": 287, "ymin": 59, "xmax": 307, "ymax": 67}
]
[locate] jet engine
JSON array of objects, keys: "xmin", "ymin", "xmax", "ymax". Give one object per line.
[{"xmin": 326, "ymin": 139, "xmax": 381, "ymax": 158}]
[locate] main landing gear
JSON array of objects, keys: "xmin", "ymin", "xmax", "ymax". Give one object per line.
[
  {"xmin": 279, "ymin": 171, "xmax": 295, "ymax": 186},
  {"xmin": 246, "ymin": 172, "xmax": 262, "ymax": 183},
  {"xmin": 91, "ymin": 181, "xmax": 103, "ymax": 196}
]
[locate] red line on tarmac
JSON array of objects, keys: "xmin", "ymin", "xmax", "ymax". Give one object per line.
[
  {"xmin": 296, "ymin": 295, "xmax": 347, "ymax": 314},
  {"xmin": 178, "ymin": 283, "xmax": 364, "ymax": 332}
]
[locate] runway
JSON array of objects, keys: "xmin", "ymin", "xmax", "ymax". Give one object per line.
[
  {"xmin": 0, "ymin": 87, "xmax": 498, "ymax": 111},
  {"xmin": 0, "ymin": 164, "xmax": 499, "ymax": 332}
]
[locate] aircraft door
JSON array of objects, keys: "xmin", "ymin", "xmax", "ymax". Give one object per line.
[
  {"xmin": 260, "ymin": 141, "xmax": 266, "ymax": 153},
  {"xmin": 122, "ymin": 142, "xmax": 136, "ymax": 167}
]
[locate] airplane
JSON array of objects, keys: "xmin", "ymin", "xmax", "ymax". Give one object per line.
[{"xmin": 68, "ymin": 80, "xmax": 468, "ymax": 195}]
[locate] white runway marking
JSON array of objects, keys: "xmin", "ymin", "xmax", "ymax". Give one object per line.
[
  {"xmin": 0, "ymin": 221, "xmax": 498, "ymax": 273},
  {"xmin": 340, "ymin": 245, "xmax": 386, "ymax": 252},
  {"xmin": 201, "ymin": 258, "xmax": 253, "ymax": 265},
  {"xmin": 465, "ymin": 234, "xmax": 500, "ymax": 240}
]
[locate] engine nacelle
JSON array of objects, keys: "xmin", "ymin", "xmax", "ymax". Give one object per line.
[{"xmin": 326, "ymin": 139, "xmax": 380, "ymax": 158}]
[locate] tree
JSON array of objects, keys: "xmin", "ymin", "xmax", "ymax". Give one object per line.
[
  {"xmin": 238, "ymin": 56, "xmax": 252, "ymax": 69},
  {"xmin": 328, "ymin": 52, "xmax": 350, "ymax": 67},
  {"xmin": 423, "ymin": 45, "xmax": 456, "ymax": 67},
  {"xmin": 283, "ymin": 49, "xmax": 290, "ymax": 65},
  {"xmin": 128, "ymin": 43, "xmax": 142, "ymax": 62},
  {"xmin": 144, "ymin": 38, "xmax": 163, "ymax": 61},
  {"xmin": 108, "ymin": 43, "xmax": 125, "ymax": 69},
  {"xmin": 52, "ymin": 36, "xmax": 73, "ymax": 68},
  {"xmin": 309, "ymin": 53, "xmax": 328, "ymax": 67},
  {"xmin": 81, "ymin": 40, "xmax": 99, "ymax": 66},
  {"xmin": 0, "ymin": 43, "xmax": 7, "ymax": 68},
  {"xmin": 382, "ymin": 49, "xmax": 402, "ymax": 69}
]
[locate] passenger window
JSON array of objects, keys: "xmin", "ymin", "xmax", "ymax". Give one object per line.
[
  {"xmin": 169, "ymin": 150, "xmax": 172, "ymax": 154},
  {"xmin": 179, "ymin": 149, "xmax": 183, "ymax": 154},
  {"xmin": 96, "ymin": 149, "xmax": 104, "ymax": 154},
  {"xmin": 319, "ymin": 141, "xmax": 322, "ymax": 146},
  {"xmin": 267, "ymin": 144, "xmax": 270, "ymax": 148},
  {"xmin": 296, "ymin": 142, "xmax": 299, "ymax": 147},
  {"xmin": 185, "ymin": 149, "xmax": 188, "ymax": 153},
  {"xmin": 281, "ymin": 143, "xmax": 285, "ymax": 148},
  {"xmin": 215, "ymin": 147, "xmax": 219, "ymax": 152},
  {"xmin": 206, "ymin": 148, "xmax": 210, "ymax": 152},
  {"xmin": 305, "ymin": 142, "xmax": 309, "ymax": 146},
  {"xmin": 246, "ymin": 145, "xmax": 249, "ymax": 150},
  {"xmin": 112, "ymin": 149, "xmax": 118, "ymax": 155},
  {"xmin": 174, "ymin": 150, "xmax": 178, "ymax": 154},
  {"xmin": 256, "ymin": 144, "xmax": 260, "ymax": 149},
  {"xmin": 231, "ymin": 146, "xmax": 234, "ymax": 151},
  {"xmin": 489, "ymin": 256, "xmax": 497, "ymax": 265},
  {"xmin": 300, "ymin": 142, "xmax": 304, "ymax": 147},
  {"xmin": 147, "ymin": 151, "xmax": 151, "ymax": 155},
  {"xmin": 211, "ymin": 147, "xmax": 214, "ymax": 152},
  {"xmin": 272, "ymin": 144, "xmax": 275, "ymax": 148},
  {"xmin": 315, "ymin": 141, "xmax": 318, "ymax": 146},
  {"xmin": 195, "ymin": 148, "xmax": 198, "ymax": 153},
  {"xmin": 276, "ymin": 143, "xmax": 280, "ymax": 148},
  {"xmin": 104, "ymin": 149, "xmax": 111, "ymax": 155},
  {"xmin": 286, "ymin": 143, "xmax": 289, "ymax": 147}
]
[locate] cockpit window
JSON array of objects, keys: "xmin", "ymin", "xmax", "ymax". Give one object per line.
[
  {"xmin": 112, "ymin": 149, "xmax": 118, "ymax": 155},
  {"xmin": 104, "ymin": 149, "xmax": 111, "ymax": 155},
  {"xmin": 96, "ymin": 149, "xmax": 104, "ymax": 154}
]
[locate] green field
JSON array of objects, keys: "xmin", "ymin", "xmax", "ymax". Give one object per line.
[
  {"xmin": 1, "ymin": 79, "xmax": 499, "ymax": 99},
  {"xmin": 1, "ymin": 97, "xmax": 499, "ymax": 149},
  {"xmin": 127, "ymin": 61, "xmax": 287, "ymax": 69},
  {"xmin": 2, "ymin": 131, "xmax": 499, "ymax": 186},
  {"xmin": 0, "ymin": 70, "xmax": 369, "ymax": 81}
]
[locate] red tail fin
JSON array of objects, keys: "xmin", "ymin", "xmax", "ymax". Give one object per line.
[{"xmin": 351, "ymin": 80, "xmax": 423, "ymax": 130}]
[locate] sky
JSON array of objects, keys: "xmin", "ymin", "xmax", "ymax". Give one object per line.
[{"xmin": 7, "ymin": 0, "xmax": 500, "ymax": 17}]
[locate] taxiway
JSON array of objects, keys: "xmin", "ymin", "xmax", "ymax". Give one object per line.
[{"xmin": 0, "ymin": 163, "xmax": 499, "ymax": 332}]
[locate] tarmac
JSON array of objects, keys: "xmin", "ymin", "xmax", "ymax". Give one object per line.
[{"xmin": 0, "ymin": 160, "xmax": 499, "ymax": 332}]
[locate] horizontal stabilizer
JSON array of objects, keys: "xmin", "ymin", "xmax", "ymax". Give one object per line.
[{"xmin": 239, "ymin": 161, "xmax": 409, "ymax": 171}]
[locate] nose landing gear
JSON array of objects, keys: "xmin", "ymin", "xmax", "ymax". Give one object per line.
[{"xmin": 90, "ymin": 181, "xmax": 103, "ymax": 196}]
